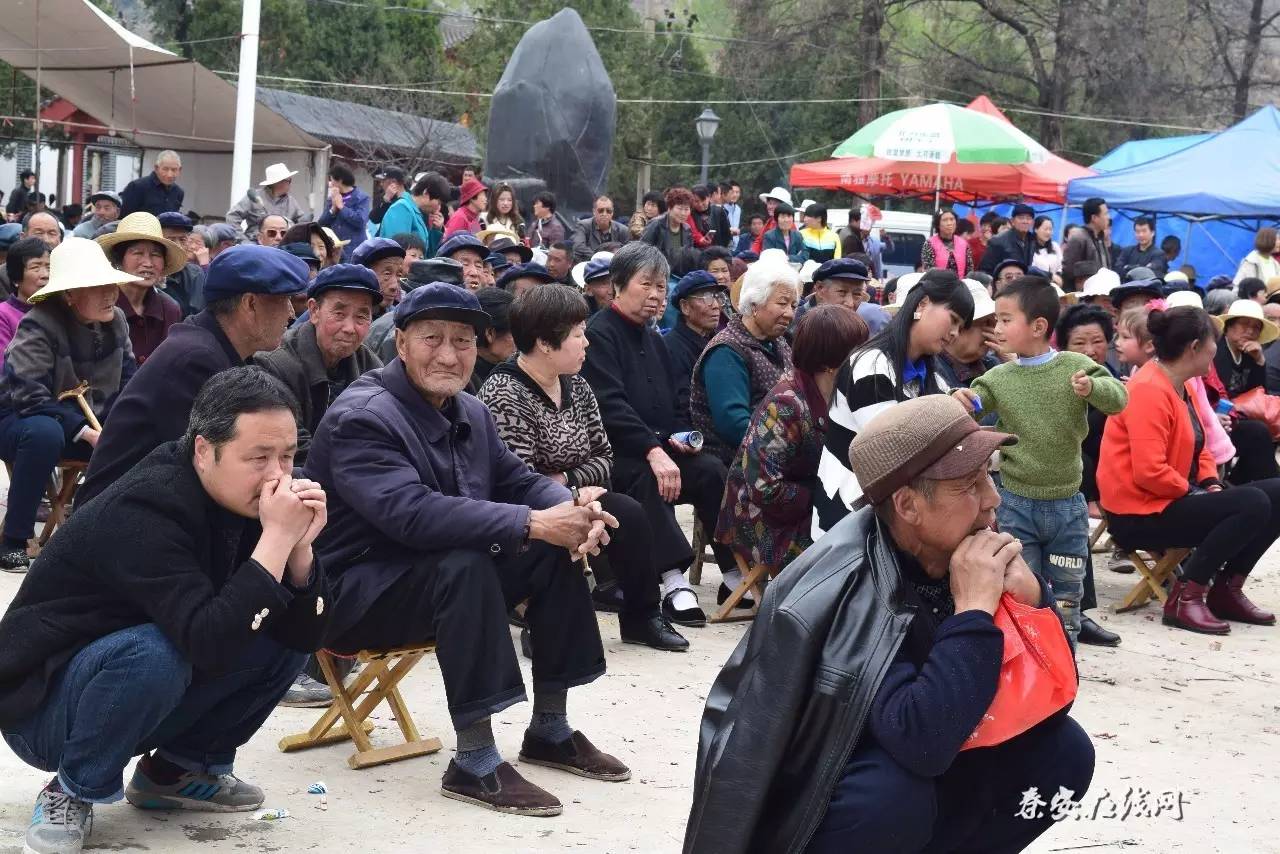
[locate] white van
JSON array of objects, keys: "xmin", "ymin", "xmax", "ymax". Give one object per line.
[{"xmin": 821, "ymin": 208, "xmax": 933, "ymax": 279}]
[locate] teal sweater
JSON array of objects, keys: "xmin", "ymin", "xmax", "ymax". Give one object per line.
[
  {"xmin": 969, "ymin": 351, "xmax": 1127, "ymax": 500},
  {"xmin": 700, "ymin": 343, "xmax": 780, "ymax": 449}
]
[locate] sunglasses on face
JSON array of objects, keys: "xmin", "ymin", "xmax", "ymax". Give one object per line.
[{"xmin": 264, "ymin": 229, "xmax": 284, "ymax": 238}]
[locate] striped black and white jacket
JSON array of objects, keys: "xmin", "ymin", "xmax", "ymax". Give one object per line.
[{"xmin": 812, "ymin": 347, "xmax": 950, "ymax": 537}]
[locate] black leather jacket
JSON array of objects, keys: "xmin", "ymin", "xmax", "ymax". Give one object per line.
[{"xmin": 684, "ymin": 508, "xmax": 915, "ymax": 854}]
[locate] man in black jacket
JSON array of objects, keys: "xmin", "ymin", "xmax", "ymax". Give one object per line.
[
  {"xmin": 978, "ymin": 203, "xmax": 1036, "ymax": 275},
  {"xmin": 686, "ymin": 394, "xmax": 1093, "ymax": 854},
  {"xmin": 0, "ymin": 367, "xmax": 330, "ymax": 854},
  {"xmin": 78, "ymin": 245, "xmax": 309, "ymax": 508},
  {"xmin": 580, "ymin": 243, "xmax": 736, "ymax": 628}
]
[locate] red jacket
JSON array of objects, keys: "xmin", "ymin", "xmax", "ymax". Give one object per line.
[{"xmin": 1098, "ymin": 360, "xmax": 1218, "ymax": 516}]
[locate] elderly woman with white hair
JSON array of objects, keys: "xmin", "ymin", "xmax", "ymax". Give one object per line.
[{"xmin": 690, "ymin": 259, "xmax": 798, "ymax": 465}]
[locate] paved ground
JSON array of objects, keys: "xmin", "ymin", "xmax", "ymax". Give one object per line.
[{"xmin": 0, "ymin": 497, "xmax": 1276, "ymax": 852}]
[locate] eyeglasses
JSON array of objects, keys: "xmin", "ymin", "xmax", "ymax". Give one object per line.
[
  {"xmin": 685, "ymin": 292, "xmax": 721, "ymax": 305},
  {"xmin": 415, "ymin": 333, "xmax": 477, "ymax": 351},
  {"xmin": 596, "ymin": 208, "xmax": 613, "ymax": 214},
  {"xmin": 264, "ymin": 229, "xmax": 285, "ymax": 238}
]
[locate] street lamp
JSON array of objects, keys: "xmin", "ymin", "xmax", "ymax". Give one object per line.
[{"xmin": 695, "ymin": 107, "xmax": 720, "ymax": 185}]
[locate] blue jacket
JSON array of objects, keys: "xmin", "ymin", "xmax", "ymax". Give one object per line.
[
  {"xmin": 318, "ymin": 186, "xmax": 372, "ymax": 261},
  {"xmin": 304, "ymin": 359, "xmax": 570, "ymax": 636},
  {"xmin": 374, "ymin": 193, "xmax": 430, "ymax": 244},
  {"xmin": 120, "ymin": 172, "xmax": 184, "ymax": 218},
  {"xmin": 761, "ymin": 227, "xmax": 809, "ymax": 263}
]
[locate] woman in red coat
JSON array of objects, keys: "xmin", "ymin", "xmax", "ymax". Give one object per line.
[{"xmin": 1099, "ymin": 306, "xmax": 1280, "ymax": 634}]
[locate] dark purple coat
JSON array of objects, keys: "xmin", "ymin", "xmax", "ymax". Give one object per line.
[{"xmin": 304, "ymin": 358, "xmax": 570, "ymax": 637}]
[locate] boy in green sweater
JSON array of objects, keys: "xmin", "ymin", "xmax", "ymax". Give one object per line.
[{"xmin": 953, "ymin": 277, "xmax": 1127, "ymax": 644}]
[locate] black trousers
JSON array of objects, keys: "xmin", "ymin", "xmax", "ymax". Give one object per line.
[
  {"xmin": 327, "ymin": 543, "xmax": 606, "ymax": 731},
  {"xmin": 807, "ymin": 715, "xmax": 1094, "ymax": 854},
  {"xmin": 611, "ymin": 451, "xmax": 735, "ymax": 576},
  {"xmin": 1226, "ymin": 418, "xmax": 1280, "ymax": 485},
  {"xmin": 1108, "ymin": 478, "xmax": 1280, "ymax": 585},
  {"xmin": 597, "ymin": 491, "xmax": 661, "ymax": 615}
]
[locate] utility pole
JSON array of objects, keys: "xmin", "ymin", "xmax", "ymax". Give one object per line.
[
  {"xmin": 635, "ymin": 0, "xmax": 655, "ymax": 209},
  {"xmin": 229, "ymin": 0, "xmax": 261, "ymax": 209}
]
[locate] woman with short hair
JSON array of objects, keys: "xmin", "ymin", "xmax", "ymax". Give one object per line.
[
  {"xmin": 689, "ymin": 259, "xmax": 798, "ymax": 465},
  {"xmin": 0, "ymin": 238, "xmax": 139, "ymax": 570},
  {"xmin": 478, "ymin": 283, "xmax": 688, "ymax": 651},
  {"xmin": 919, "ymin": 209, "xmax": 973, "ymax": 277},
  {"xmin": 1234, "ymin": 227, "xmax": 1280, "ymax": 284},
  {"xmin": 717, "ymin": 305, "xmax": 868, "ymax": 574},
  {"xmin": 1100, "ymin": 305, "xmax": 1280, "ymax": 634},
  {"xmin": 640, "ymin": 187, "xmax": 695, "ymax": 276},
  {"xmin": 0, "ymin": 238, "xmax": 49, "ymax": 364},
  {"xmin": 799, "ymin": 204, "xmax": 842, "ymax": 264}
]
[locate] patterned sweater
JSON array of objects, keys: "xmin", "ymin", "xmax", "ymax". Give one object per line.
[{"xmin": 477, "ymin": 358, "xmax": 614, "ymax": 489}]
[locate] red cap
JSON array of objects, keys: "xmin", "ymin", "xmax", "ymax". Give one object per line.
[{"xmin": 459, "ymin": 178, "xmax": 488, "ymax": 205}]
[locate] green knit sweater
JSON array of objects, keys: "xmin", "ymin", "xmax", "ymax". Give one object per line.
[{"xmin": 969, "ymin": 351, "xmax": 1127, "ymax": 500}]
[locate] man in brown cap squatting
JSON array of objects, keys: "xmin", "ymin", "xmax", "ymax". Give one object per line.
[{"xmin": 685, "ymin": 394, "xmax": 1094, "ymax": 854}]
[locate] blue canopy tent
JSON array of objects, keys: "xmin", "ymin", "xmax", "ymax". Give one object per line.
[
  {"xmin": 1064, "ymin": 106, "xmax": 1280, "ymax": 281},
  {"xmin": 1090, "ymin": 134, "xmax": 1213, "ymax": 173}
]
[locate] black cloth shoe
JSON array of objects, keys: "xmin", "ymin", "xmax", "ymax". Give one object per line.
[
  {"xmin": 1078, "ymin": 615, "xmax": 1121, "ymax": 647},
  {"xmin": 619, "ymin": 610, "xmax": 689, "ymax": 651},
  {"xmin": 661, "ymin": 589, "xmax": 707, "ymax": 628},
  {"xmin": 519, "ymin": 627, "xmax": 532, "ymax": 660},
  {"xmin": 717, "ymin": 582, "xmax": 755, "ymax": 610},
  {"xmin": 0, "ymin": 547, "xmax": 30, "ymax": 573},
  {"xmin": 591, "ymin": 584, "xmax": 625, "ymax": 614}
]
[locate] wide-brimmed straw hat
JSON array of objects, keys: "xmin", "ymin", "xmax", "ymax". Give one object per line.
[
  {"xmin": 29, "ymin": 237, "xmax": 142, "ymax": 304},
  {"xmin": 321, "ymin": 226, "xmax": 349, "ymax": 249},
  {"xmin": 95, "ymin": 212, "xmax": 186, "ymax": 277},
  {"xmin": 477, "ymin": 225, "xmax": 521, "ymax": 246},
  {"xmin": 1214, "ymin": 298, "xmax": 1280, "ymax": 344}
]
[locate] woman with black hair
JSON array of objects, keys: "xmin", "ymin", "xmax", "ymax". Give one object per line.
[
  {"xmin": 812, "ymin": 269, "xmax": 974, "ymax": 534},
  {"xmin": 799, "ymin": 204, "xmax": 842, "ymax": 264},
  {"xmin": 919, "ymin": 209, "xmax": 973, "ymax": 277}
]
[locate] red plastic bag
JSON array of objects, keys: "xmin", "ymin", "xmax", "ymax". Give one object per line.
[{"xmin": 960, "ymin": 593, "xmax": 1077, "ymax": 751}]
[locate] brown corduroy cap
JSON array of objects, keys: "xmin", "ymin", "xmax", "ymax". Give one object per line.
[{"xmin": 848, "ymin": 395, "xmax": 1017, "ymax": 509}]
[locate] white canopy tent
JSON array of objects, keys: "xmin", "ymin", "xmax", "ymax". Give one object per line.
[{"xmin": 0, "ymin": 0, "xmax": 330, "ymax": 215}]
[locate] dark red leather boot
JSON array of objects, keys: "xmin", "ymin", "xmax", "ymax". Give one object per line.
[
  {"xmin": 1163, "ymin": 579, "xmax": 1230, "ymax": 635},
  {"xmin": 1206, "ymin": 574, "xmax": 1276, "ymax": 625}
]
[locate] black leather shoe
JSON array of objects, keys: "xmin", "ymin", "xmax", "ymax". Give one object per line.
[
  {"xmin": 619, "ymin": 610, "xmax": 689, "ymax": 651},
  {"xmin": 717, "ymin": 582, "xmax": 755, "ymax": 610},
  {"xmin": 661, "ymin": 589, "xmax": 707, "ymax": 628},
  {"xmin": 1078, "ymin": 615, "xmax": 1121, "ymax": 647},
  {"xmin": 591, "ymin": 584, "xmax": 625, "ymax": 614}
]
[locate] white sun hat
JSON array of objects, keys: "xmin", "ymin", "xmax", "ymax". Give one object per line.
[
  {"xmin": 884, "ymin": 271, "xmax": 926, "ymax": 315},
  {"xmin": 758, "ymin": 186, "xmax": 793, "ymax": 207},
  {"xmin": 1166, "ymin": 289, "xmax": 1203, "ymax": 309},
  {"xmin": 29, "ymin": 237, "xmax": 142, "ymax": 303},
  {"xmin": 1081, "ymin": 268, "xmax": 1121, "ymax": 299},
  {"xmin": 259, "ymin": 162, "xmax": 299, "ymax": 187},
  {"xmin": 963, "ymin": 278, "xmax": 996, "ymax": 320}
]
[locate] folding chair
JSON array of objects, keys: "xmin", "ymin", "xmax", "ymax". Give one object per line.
[
  {"xmin": 689, "ymin": 518, "xmax": 715, "ymax": 586},
  {"xmin": 4, "ymin": 460, "xmax": 87, "ymax": 552},
  {"xmin": 1114, "ymin": 548, "xmax": 1190, "ymax": 613},
  {"xmin": 709, "ymin": 554, "xmax": 774, "ymax": 623},
  {"xmin": 278, "ymin": 644, "xmax": 443, "ymax": 769}
]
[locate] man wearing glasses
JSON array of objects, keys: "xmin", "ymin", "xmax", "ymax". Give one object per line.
[
  {"xmin": 570, "ymin": 195, "xmax": 629, "ymax": 261},
  {"xmin": 305, "ymin": 282, "xmax": 629, "ymax": 818},
  {"xmin": 257, "ymin": 215, "xmax": 289, "ymax": 249}
]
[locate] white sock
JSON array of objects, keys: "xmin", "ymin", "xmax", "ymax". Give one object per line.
[
  {"xmin": 662, "ymin": 570, "xmax": 699, "ymax": 611},
  {"xmin": 721, "ymin": 569, "xmax": 743, "ymax": 589}
]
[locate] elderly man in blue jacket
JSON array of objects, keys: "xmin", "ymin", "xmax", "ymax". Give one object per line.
[{"xmin": 305, "ymin": 282, "xmax": 629, "ymax": 818}]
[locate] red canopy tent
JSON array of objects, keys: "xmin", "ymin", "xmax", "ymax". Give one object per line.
[{"xmin": 789, "ymin": 97, "xmax": 1094, "ymax": 203}]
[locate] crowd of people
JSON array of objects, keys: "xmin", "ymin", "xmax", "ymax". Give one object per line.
[{"xmin": 0, "ymin": 152, "xmax": 1275, "ymax": 854}]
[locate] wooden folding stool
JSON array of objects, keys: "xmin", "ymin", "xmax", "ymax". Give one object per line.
[
  {"xmin": 1114, "ymin": 548, "xmax": 1190, "ymax": 613},
  {"xmin": 4, "ymin": 459, "xmax": 87, "ymax": 552},
  {"xmin": 1088, "ymin": 516, "xmax": 1112, "ymax": 554},
  {"xmin": 278, "ymin": 644, "xmax": 443, "ymax": 769},
  {"xmin": 689, "ymin": 518, "xmax": 715, "ymax": 585},
  {"xmin": 709, "ymin": 554, "xmax": 774, "ymax": 624}
]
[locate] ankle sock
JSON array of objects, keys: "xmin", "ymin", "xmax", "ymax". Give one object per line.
[
  {"xmin": 662, "ymin": 570, "xmax": 699, "ymax": 612},
  {"xmin": 721, "ymin": 568, "xmax": 743, "ymax": 589},
  {"xmin": 141, "ymin": 753, "xmax": 186, "ymax": 785},
  {"xmin": 454, "ymin": 717, "xmax": 502, "ymax": 777},
  {"xmin": 527, "ymin": 691, "xmax": 573, "ymax": 744}
]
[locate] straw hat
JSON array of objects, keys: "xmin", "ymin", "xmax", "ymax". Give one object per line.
[
  {"xmin": 477, "ymin": 225, "xmax": 521, "ymax": 246},
  {"xmin": 95, "ymin": 212, "xmax": 186, "ymax": 277},
  {"xmin": 258, "ymin": 162, "xmax": 298, "ymax": 187},
  {"xmin": 321, "ymin": 226, "xmax": 348, "ymax": 249},
  {"xmin": 29, "ymin": 237, "xmax": 142, "ymax": 304},
  {"xmin": 1214, "ymin": 299, "xmax": 1280, "ymax": 344}
]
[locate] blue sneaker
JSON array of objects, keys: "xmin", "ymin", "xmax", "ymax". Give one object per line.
[
  {"xmin": 24, "ymin": 778, "xmax": 92, "ymax": 854},
  {"xmin": 124, "ymin": 762, "xmax": 263, "ymax": 813}
]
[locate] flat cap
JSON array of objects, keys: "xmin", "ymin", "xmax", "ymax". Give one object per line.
[
  {"xmin": 395, "ymin": 281, "xmax": 490, "ymax": 332},
  {"xmin": 203, "ymin": 245, "xmax": 310, "ymax": 303},
  {"xmin": 307, "ymin": 263, "xmax": 382, "ymax": 304},
  {"xmin": 671, "ymin": 270, "xmax": 723, "ymax": 303},
  {"xmin": 405, "ymin": 257, "xmax": 463, "ymax": 290},
  {"xmin": 437, "ymin": 232, "xmax": 488, "ymax": 260},
  {"xmin": 351, "ymin": 237, "xmax": 405, "ymax": 268},
  {"xmin": 282, "ymin": 242, "xmax": 320, "ymax": 267},
  {"xmin": 158, "ymin": 211, "xmax": 193, "ymax": 232},
  {"xmin": 848, "ymin": 395, "xmax": 1015, "ymax": 510},
  {"xmin": 497, "ymin": 262, "xmax": 556, "ymax": 290},
  {"xmin": 86, "ymin": 190, "xmax": 121, "ymax": 207},
  {"xmin": 486, "ymin": 251, "xmax": 513, "ymax": 272},
  {"xmin": 814, "ymin": 257, "xmax": 869, "ymax": 283}
]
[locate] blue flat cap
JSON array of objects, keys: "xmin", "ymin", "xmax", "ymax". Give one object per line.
[
  {"xmin": 203, "ymin": 245, "xmax": 310, "ymax": 303},
  {"xmin": 993, "ymin": 258, "xmax": 1028, "ymax": 276},
  {"xmin": 737, "ymin": 251, "xmax": 760, "ymax": 262},
  {"xmin": 307, "ymin": 263, "xmax": 382, "ymax": 304},
  {"xmin": 283, "ymin": 242, "xmax": 320, "ymax": 267},
  {"xmin": 814, "ymin": 257, "xmax": 869, "ymax": 283},
  {"xmin": 486, "ymin": 251, "xmax": 513, "ymax": 272},
  {"xmin": 671, "ymin": 270, "xmax": 724, "ymax": 303},
  {"xmin": 582, "ymin": 258, "xmax": 612, "ymax": 284},
  {"xmin": 496, "ymin": 262, "xmax": 556, "ymax": 290},
  {"xmin": 437, "ymin": 232, "xmax": 488, "ymax": 260},
  {"xmin": 405, "ymin": 257, "xmax": 463, "ymax": 289},
  {"xmin": 351, "ymin": 237, "xmax": 405, "ymax": 268},
  {"xmin": 207, "ymin": 223, "xmax": 240, "ymax": 245},
  {"xmin": 395, "ymin": 281, "xmax": 490, "ymax": 331},
  {"xmin": 158, "ymin": 211, "xmax": 193, "ymax": 232},
  {"xmin": 0, "ymin": 223, "xmax": 22, "ymax": 250}
]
